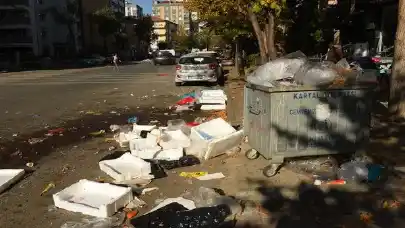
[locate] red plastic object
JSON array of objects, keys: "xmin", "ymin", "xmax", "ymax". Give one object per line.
[
  {"xmin": 48, "ymin": 128, "xmax": 65, "ymax": 134},
  {"xmin": 327, "ymin": 179, "xmax": 346, "ymax": 185},
  {"xmin": 176, "ymin": 96, "xmax": 195, "ymax": 105},
  {"xmin": 186, "ymin": 122, "xmax": 200, "ymax": 127}
]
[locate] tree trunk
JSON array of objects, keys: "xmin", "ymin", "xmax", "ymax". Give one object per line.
[
  {"xmin": 248, "ymin": 9, "xmax": 267, "ymax": 64},
  {"xmin": 267, "ymin": 12, "xmax": 276, "ymax": 60},
  {"xmin": 389, "ymin": 0, "xmax": 405, "ymax": 116}
]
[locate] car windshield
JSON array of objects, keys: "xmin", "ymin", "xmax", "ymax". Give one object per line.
[{"xmin": 179, "ymin": 56, "xmax": 215, "ymax": 64}]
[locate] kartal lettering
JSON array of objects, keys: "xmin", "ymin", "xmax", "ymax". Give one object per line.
[{"xmin": 293, "ymin": 91, "xmax": 356, "ymax": 99}]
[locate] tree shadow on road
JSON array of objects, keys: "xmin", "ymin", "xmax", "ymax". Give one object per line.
[{"xmin": 231, "ymin": 180, "xmax": 405, "ymax": 228}]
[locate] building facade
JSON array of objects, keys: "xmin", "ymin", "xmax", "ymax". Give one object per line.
[
  {"xmin": 125, "ymin": 3, "xmax": 143, "ymax": 18},
  {"xmin": 151, "ymin": 16, "xmax": 177, "ymax": 50},
  {"xmin": 152, "ymin": 0, "xmax": 197, "ymax": 33},
  {"xmin": 80, "ymin": 0, "xmax": 125, "ymax": 54},
  {"xmin": 0, "ymin": 0, "xmax": 82, "ymax": 61}
]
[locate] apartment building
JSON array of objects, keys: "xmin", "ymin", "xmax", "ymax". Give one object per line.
[
  {"xmin": 152, "ymin": 0, "xmax": 197, "ymax": 33},
  {"xmin": 80, "ymin": 0, "xmax": 125, "ymax": 54},
  {"xmin": 0, "ymin": 0, "xmax": 82, "ymax": 61},
  {"xmin": 125, "ymin": 2, "xmax": 143, "ymax": 18},
  {"xmin": 150, "ymin": 16, "xmax": 178, "ymax": 50}
]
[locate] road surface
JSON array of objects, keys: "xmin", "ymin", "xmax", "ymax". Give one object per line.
[{"xmin": 0, "ymin": 63, "xmax": 179, "ymax": 139}]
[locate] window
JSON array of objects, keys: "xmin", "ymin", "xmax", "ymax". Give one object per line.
[
  {"xmin": 39, "ymin": 13, "xmax": 46, "ymax": 21},
  {"xmin": 41, "ymin": 29, "xmax": 47, "ymax": 38}
]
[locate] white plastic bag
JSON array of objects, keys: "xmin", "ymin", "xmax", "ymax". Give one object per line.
[
  {"xmin": 294, "ymin": 61, "xmax": 338, "ymax": 86},
  {"xmin": 247, "ymin": 51, "xmax": 307, "ymax": 87}
]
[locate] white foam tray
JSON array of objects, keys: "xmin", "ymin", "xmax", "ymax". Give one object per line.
[
  {"xmin": 53, "ymin": 179, "xmax": 133, "ymax": 218},
  {"xmin": 99, "ymin": 153, "xmax": 154, "ymax": 182},
  {"xmin": 0, "ymin": 169, "xmax": 25, "ymax": 193},
  {"xmin": 200, "ymin": 104, "xmax": 226, "ymax": 110},
  {"xmin": 188, "ymin": 118, "xmax": 243, "ymax": 159}
]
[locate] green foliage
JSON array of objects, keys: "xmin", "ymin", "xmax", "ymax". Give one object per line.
[
  {"xmin": 92, "ymin": 7, "xmax": 121, "ymax": 38},
  {"xmin": 132, "ymin": 16, "xmax": 155, "ymax": 44}
]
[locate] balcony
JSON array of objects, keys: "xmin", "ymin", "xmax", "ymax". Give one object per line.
[
  {"xmin": 0, "ymin": 36, "xmax": 33, "ymax": 44},
  {"xmin": 0, "ymin": 16, "xmax": 30, "ymax": 26},
  {"xmin": 0, "ymin": 0, "xmax": 30, "ymax": 7}
]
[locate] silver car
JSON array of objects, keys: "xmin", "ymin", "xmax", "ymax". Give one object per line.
[{"xmin": 175, "ymin": 55, "xmax": 222, "ymax": 86}]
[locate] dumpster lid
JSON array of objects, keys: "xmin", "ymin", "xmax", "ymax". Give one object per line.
[{"xmin": 245, "ymin": 81, "xmax": 376, "ymax": 93}]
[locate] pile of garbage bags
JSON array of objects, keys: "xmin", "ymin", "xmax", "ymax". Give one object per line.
[{"xmin": 247, "ymin": 51, "xmax": 378, "ymax": 87}]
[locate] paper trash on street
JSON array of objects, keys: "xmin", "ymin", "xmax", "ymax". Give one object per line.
[{"xmin": 196, "ymin": 172, "xmax": 226, "ymax": 180}]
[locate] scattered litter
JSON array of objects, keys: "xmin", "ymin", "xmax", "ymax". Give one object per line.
[
  {"xmin": 53, "ymin": 179, "xmax": 133, "ymax": 217},
  {"xmin": 127, "ymin": 116, "xmax": 138, "ymax": 124},
  {"xmin": 26, "ymin": 162, "xmax": 34, "ymax": 168},
  {"xmin": 200, "ymin": 104, "xmax": 226, "ymax": 110},
  {"xmin": 104, "ymin": 138, "xmax": 115, "ymax": 142},
  {"xmin": 12, "ymin": 133, "xmax": 18, "ymax": 137},
  {"xmin": 48, "ymin": 128, "xmax": 65, "ymax": 135},
  {"xmin": 338, "ymin": 161, "xmax": 369, "ymax": 182},
  {"xmin": 196, "ymin": 172, "xmax": 225, "ymax": 180},
  {"xmin": 131, "ymin": 201, "xmax": 231, "ymax": 227},
  {"xmin": 61, "ymin": 217, "xmax": 117, "ymax": 228},
  {"xmin": 40, "ymin": 182, "xmax": 55, "ymax": 196},
  {"xmin": 176, "ymin": 96, "xmax": 195, "ymax": 105},
  {"xmin": 126, "ymin": 209, "xmax": 139, "ymax": 219},
  {"xmin": 159, "ymin": 130, "xmax": 190, "ymax": 150},
  {"xmin": 149, "ymin": 197, "xmax": 196, "ymax": 212},
  {"xmin": 141, "ymin": 187, "xmax": 159, "ymax": 195},
  {"xmin": 108, "ymin": 146, "xmax": 116, "ymax": 151},
  {"xmin": 89, "ymin": 130, "xmax": 106, "ymax": 137},
  {"xmin": 110, "ymin": 110, "xmax": 118, "ymax": 114},
  {"xmin": 109, "ymin": 125, "xmax": 121, "ymax": 132},
  {"xmin": 99, "ymin": 153, "xmax": 154, "ymax": 182},
  {"xmin": 85, "ymin": 111, "xmax": 102, "ymax": 115},
  {"xmin": 179, "ymin": 172, "xmax": 208, "ymax": 178},
  {"xmin": 0, "ymin": 169, "xmax": 25, "ymax": 193},
  {"xmin": 126, "ymin": 197, "xmax": 147, "ymax": 209},
  {"xmin": 28, "ymin": 137, "xmax": 45, "ymax": 145},
  {"xmin": 133, "ymin": 124, "xmax": 157, "ymax": 133}
]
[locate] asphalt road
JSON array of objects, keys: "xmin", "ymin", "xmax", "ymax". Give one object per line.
[{"xmin": 0, "ymin": 62, "xmax": 181, "ymax": 140}]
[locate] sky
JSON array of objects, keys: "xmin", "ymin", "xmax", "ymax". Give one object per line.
[{"xmin": 129, "ymin": 0, "xmax": 152, "ymax": 14}]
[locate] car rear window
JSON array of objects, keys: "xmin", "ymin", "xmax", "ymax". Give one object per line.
[
  {"xmin": 179, "ymin": 56, "xmax": 215, "ymax": 64},
  {"xmin": 157, "ymin": 51, "xmax": 173, "ymax": 57}
]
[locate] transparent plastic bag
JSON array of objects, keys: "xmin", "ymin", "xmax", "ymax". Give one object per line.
[
  {"xmin": 247, "ymin": 51, "xmax": 307, "ymax": 87},
  {"xmin": 294, "ymin": 61, "xmax": 338, "ymax": 86},
  {"xmin": 337, "ymin": 161, "xmax": 369, "ymax": 182}
]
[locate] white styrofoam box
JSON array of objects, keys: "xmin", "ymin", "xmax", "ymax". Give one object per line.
[
  {"xmin": 115, "ymin": 132, "xmax": 139, "ymax": 148},
  {"xmin": 129, "ymin": 137, "xmax": 162, "ymax": 159},
  {"xmin": 188, "ymin": 118, "xmax": 238, "ymax": 159},
  {"xmin": 200, "ymin": 90, "xmax": 227, "ymax": 99},
  {"xmin": 198, "ymin": 97, "xmax": 226, "ymax": 104},
  {"xmin": 159, "ymin": 130, "xmax": 191, "ymax": 150},
  {"xmin": 0, "ymin": 169, "xmax": 25, "ymax": 193},
  {"xmin": 99, "ymin": 153, "xmax": 154, "ymax": 182},
  {"xmin": 133, "ymin": 124, "xmax": 157, "ymax": 133},
  {"xmin": 204, "ymin": 130, "xmax": 244, "ymax": 160},
  {"xmin": 154, "ymin": 148, "xmax": 184, "ymax": 161},
  {"xmin": 53, "ymin": 180, "xmax": 133, "ymax": 218},
  {"xmin": 200, "ymin": 104, "xmax": 226, "ymax": 110}
]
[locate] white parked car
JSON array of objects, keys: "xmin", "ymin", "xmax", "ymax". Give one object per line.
[{"xmin": 175, "ymin": 54, "xmax": 224, "ymax": 86}]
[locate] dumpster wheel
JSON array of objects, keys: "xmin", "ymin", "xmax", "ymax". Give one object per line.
[
  {"xmin": 263, "ymin": 164, "xmax": 281, "ymax": 177},
  {"xmin": 245, "ymin": 149, "xmax": 259, "ymax": 160}
]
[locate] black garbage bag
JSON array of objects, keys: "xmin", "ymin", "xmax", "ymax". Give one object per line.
[
  {"xmin": 130, "ymin": 202, "xmax": 231, "ymax": 228},
  {"xmin": 146, "ymin": 155, "xmax": 200, "ymax": 170}
]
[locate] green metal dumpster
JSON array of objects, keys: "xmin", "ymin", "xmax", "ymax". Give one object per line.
[{"xmin": 243, "ymin": 82, "xmax": 374, "ymax": 177}]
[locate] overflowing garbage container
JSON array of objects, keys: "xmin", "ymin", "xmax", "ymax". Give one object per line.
[{"xmin": 243, "ymin": 51, "xmax": 376, "ymax": 177}]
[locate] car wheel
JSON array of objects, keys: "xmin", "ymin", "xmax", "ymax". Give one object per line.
[{"xmin": 175, "ymin": 82, "xmax": 182, "ymax": 86}]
